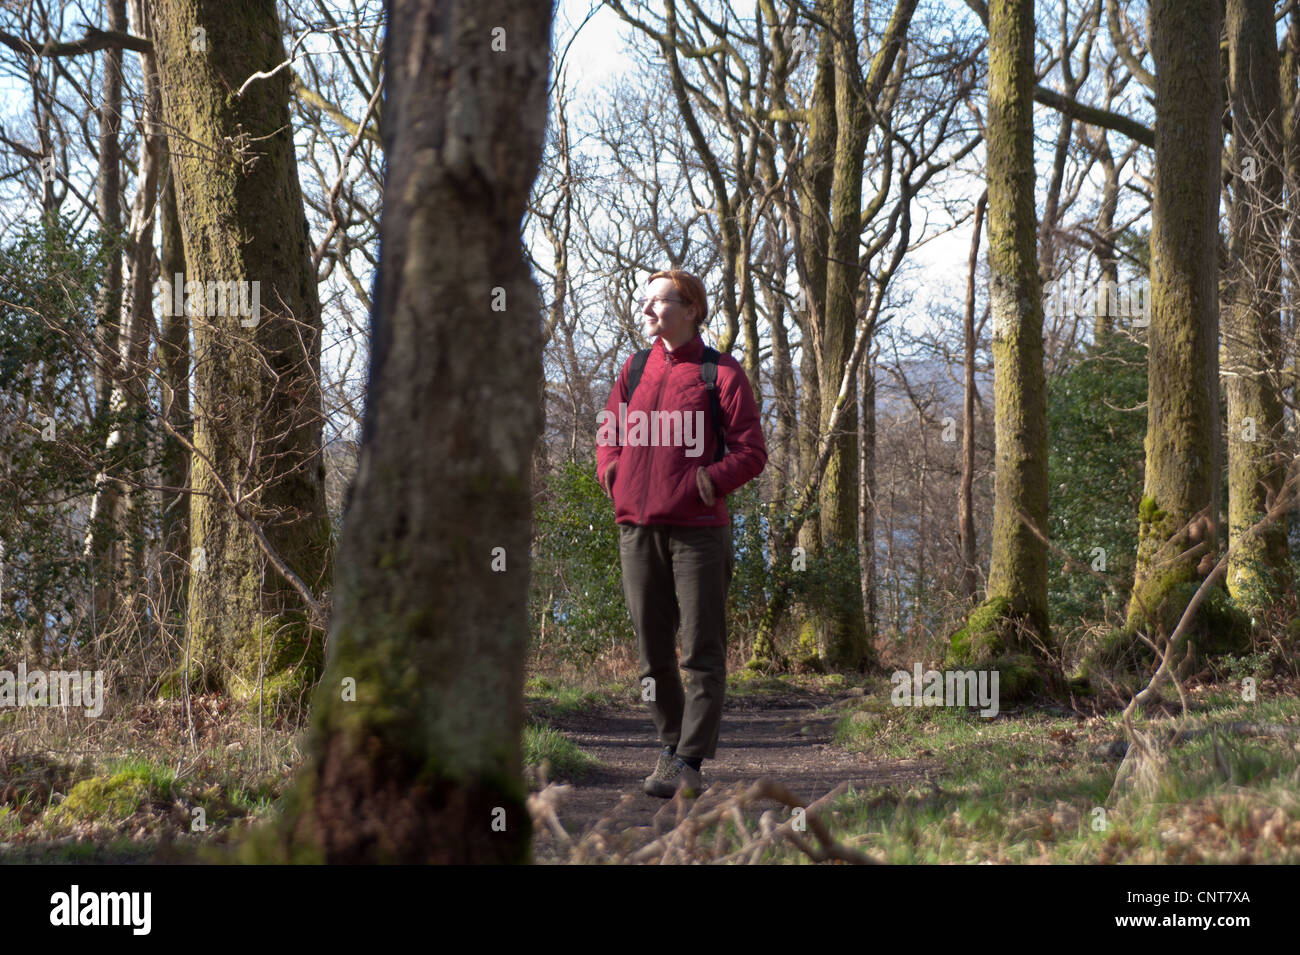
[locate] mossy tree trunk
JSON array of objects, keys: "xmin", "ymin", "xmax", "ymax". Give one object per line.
[
  {"xmin": 151, "ymin": 0, "xmax": 333, "ymax": 702},
  {"xmin": 1282, "ymin": 5, "xmax": 1300, "ymax": 547},
  {"xmin": 786, "ymin": 3, "xmax": 835, "ymax": 668},
  {"xmin": 763, "ymin": 222, "xmax": 798, "ymax": 539},
  {"xmin": 157, "ymin": 166, "xmax": 190, "ymax": 635},
  {"xmin": 1279, "ymin": 5, "xmax": 1300, "ymax": 420},
  {"xmin": 659, "ymin": 0, "xmax": 742, "ymax": 358},
  {"xmin": 1123, "ymin": 0, "xmax": 1223, "ymax": 644},
  {"xmin": 953, "ymin": 0, "xmax": 1051, "ymax": 671},
  {"xmin": 858, "ymin": 336, "xmax": 878, "ymax": 636},
  {"xmin": 794, "ymin": 0, "xmax": 915, "ymax": 673},
  {"xmin": 814, "ymin": 0, "xmax": 871, "ymax": 671},
  {"xmin": 752, "ymin": 215, "xmax": 797, "ymax": 670},
  {"xmin": 247, "ymin": 0, "xmax": 551, "ymax": 863},
  {"xmin": 960, "ymin": 191, "xmax": 987, "ymax": 601},
  {"xmin": 1223, "ymin": 0, "xmax": 1290, "ymax": 612},
  {"xmin": 85, "ymin": 0, "xmax": 164, "ymax": 643}
]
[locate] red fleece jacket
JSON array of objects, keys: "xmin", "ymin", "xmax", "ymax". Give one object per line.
[{"xmin": 596, "ymin": 334, "xmax": 767, "ymax": 526}]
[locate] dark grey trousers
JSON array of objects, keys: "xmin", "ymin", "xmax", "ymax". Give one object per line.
[{"xmin": 618, "ymin": 522, "xmax": 733, "ymax": 760}]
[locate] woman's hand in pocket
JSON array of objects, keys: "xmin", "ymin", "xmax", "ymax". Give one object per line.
[{"xmin": 696, "ymin": 467, "xmax": 715, "ymax": 507}]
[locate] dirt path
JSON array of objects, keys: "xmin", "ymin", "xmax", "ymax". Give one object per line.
[{"xmin": 530, "ymin": 687, "xmax": 932, "ymax": 860}]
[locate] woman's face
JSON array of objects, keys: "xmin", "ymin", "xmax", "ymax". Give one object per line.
[{"xmin": 642, "ymin": 277, "xmax": 698, "ymax": 347}]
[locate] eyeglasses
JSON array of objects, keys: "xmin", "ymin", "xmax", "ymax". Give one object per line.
[{"xmin": 638, "ymin": 296, "xmax": 686, "ymax": 311}]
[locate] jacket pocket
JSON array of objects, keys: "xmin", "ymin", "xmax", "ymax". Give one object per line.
[{"xmin": 671, "ymin": 462, "xmax": 715, "ymax": 518}]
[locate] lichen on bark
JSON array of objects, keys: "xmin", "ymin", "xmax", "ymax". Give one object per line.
[
  {"xmin": 151, "ymin": 0, "xmax": 334, "ymax": 705},
  {"xmin": 951, "ymin": 0, "xmax": 1054, "ymax": 687},
  {"xmin": 1115, "ymin": 0, "xmax": 1225, "ymax": 671}
]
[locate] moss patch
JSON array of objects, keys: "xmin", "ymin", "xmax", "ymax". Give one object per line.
[
  {"xmin": 1138, "ymin": 494, "xmax": 1167, "ymax": 526},
  {"xmin": 794, "ymin": 619, "xmax": 821, "ymax": 663},
  {"xmin": 947, "ymin": 598, "xmax": 1061, "ymax": 701},
  {"xmin": 987, "ymin": 653, "xmax": 1045, "ymax": 703},
  {"xmin": 229, "ymin": 611, "xmax": 324, "ymax": 720},
  {"xmin": 50, "ymin": 761, "xmax": 173, "ymax": 826},
  {"xmin": 947, "ymin": 596, "xmax": 1014, "ymax": 664},
  {"xmin": 1083, "ymin": 582, "xmax": 1252, "ymax": 687}
]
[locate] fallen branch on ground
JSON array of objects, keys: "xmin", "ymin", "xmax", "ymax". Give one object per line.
[{"xmin": 526, "ymin": 776, "xmax": 877, "ymax": 865}]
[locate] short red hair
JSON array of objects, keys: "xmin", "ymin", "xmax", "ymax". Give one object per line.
[{"xmin": 648, "ymin": 268, "xmax": 708, "ymax": 328}]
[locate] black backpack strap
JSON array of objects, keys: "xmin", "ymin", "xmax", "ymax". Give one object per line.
[
  {"xmin": 626, "ymin": 348, "xmax": 651, "ymax": 400},
  {"xmin": 700, "ymin": 347, "xmax": 726, "ymax": 463}
]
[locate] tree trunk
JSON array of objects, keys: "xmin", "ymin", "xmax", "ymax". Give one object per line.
[
  {"xmin": 120, "ymin": 0, "xmax": 163, "ymax": 622},
  {"xmin": 754, "ymin": 229, "xmax": 797, "ymax": 669},
  {"xmin": 792, "ymin": 2, "xmax": 835, "ymax": 650},
  {"xmin": 248, "ymin": 0, "xmax": 551, "ymax": 864},
  {"xmin": 953, "ymin": 0, "xmax": 1051, "ymax": 676},
  {"xmin": 157, "ymin": 165, "xmax": 190, "ymax": 637},
  {"xmin": 1282, "ymin": 5, "xmax": 1300, "ymax": 538},
  {"xmin": 84, "ymin": 0, "xmax": 163, "ymax": 641},
  {"xmin": 960, "ymin": 191, "xmax": 987, "ymax": 601},
  {"xmin": 1121, "ymin": 0, "xmax": 1223, "ymax": 651},
  {"xmin": 1039, "ymin": 111, "xmax": 1072, "ymax": 282},
  {"xmin": 87, "ymin": 0, "xmax": 126, "ymax": 630},
  {"xmin": 813, "ymin": 0, "xmax": 871, "ymax": 671},
  {"xmin": 93, "ymin": 0, "xmax": 125, "ymax": 416},
  {"xmin": 798, "ymin": 0, "xmax": 915, "ymax": 672},
  {"xmin": 151, "ymin": 0, "xmax": 334, "ymax": 705},
  {"xmin": 1092, "ymin": 131, "xmax": 1121, "ymax": 342},
  {"xmin": 661, "ymin": 0, "xmax": 741, "ymax": 355},
  {"xmin": 1222, "ymin": 0, "xmax": 1290, "ymax": 611},
  {"xmin": 858, "ymin": 337, "xmax": 877, "ymax": 644}
]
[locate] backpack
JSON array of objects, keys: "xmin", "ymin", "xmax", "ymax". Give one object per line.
[{"xmin": 625, "ymin": 346, "xmax": 727, "ymax": 463}]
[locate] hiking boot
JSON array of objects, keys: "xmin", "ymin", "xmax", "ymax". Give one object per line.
[
  {"xmin": 644, "ymin": 745, "xmax": 675, "ymax": 788},
  {"xmin": 643, "ymin": 754, "xmax": 703, "ymax": 799}
]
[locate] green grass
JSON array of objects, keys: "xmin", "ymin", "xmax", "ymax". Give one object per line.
[
  {"xmin": 525, "ymin": 676, "xmax": 625, "ymax": 718},
  {"xmin": 0, "ymin": 836, "xmax": 160, "ymax": 864},
  {"xmin": 229, "ymin": 780, "xmax": 278, "ymax": 815},
  {"xmin": 523, "ymin": 724, "xmax": 601, "ymax": 781},
  {"xmin": 526, "ymin": 670, "xmax": 852, "ymax": 717},
  {"xmin": 0, "ymin": 695, "xmax": 301, "ymax": 860},
  {"xmin": 727, "ymin": 671, "xmax": 858, "ymax": 697},
  {"xmin": 727, "ymin": 672, "xmax": 807, "ymax": 697},
  {"xmin": 6, "ymin": 664, "xmax": 1290, "ymax": 864},
  {"xmin": 103, "ymin": 756, "xmax": 177, "ymax": 797},
  {"xmin": 754, "ymin": 677, "xmax": 1300, "ymax": 864}
]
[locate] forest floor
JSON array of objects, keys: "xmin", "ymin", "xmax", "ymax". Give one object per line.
[
  {"xmin": 523, "ymin": 666, "xmax": 1300, "ymax": 863},
  {"xmin": 524, "ymin": 674, "xmax": 932, "ymax": 862},
  {"xmin": 2, "ymin": 659, "xmax": 1299, "ymax": 863}
]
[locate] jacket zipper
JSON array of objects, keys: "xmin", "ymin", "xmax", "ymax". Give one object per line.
[{"xmin": 639, "ymin": 349, "xmax": 671, "ymax": 525}]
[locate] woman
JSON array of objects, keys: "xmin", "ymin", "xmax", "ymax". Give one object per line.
[{"xmin": 596, "ymin": 269, "xmax": 767, "ymax": 798}]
